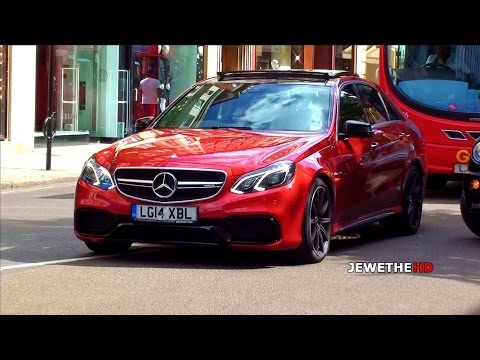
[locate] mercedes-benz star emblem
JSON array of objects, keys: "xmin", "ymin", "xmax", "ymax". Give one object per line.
[{"xmin": 152, "ymin": 172, "xmax": 177, "ymax": 198}]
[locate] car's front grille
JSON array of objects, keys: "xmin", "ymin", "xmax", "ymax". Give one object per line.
[{"xmin": 114, "ymin": 167, "xmax": 227, "ymax": 203}]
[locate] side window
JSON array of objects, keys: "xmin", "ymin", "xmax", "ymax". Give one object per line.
[
  {"xmin": 356, "ymin": 84, "xmax": 389, "ymax": 125},
  {"xmin": 338, "ymin": 84, "xmax": 368, "ymax": 134},
  {"xmin": 380, "ymin": 95, "xmax": 401, "ymax": 121}
]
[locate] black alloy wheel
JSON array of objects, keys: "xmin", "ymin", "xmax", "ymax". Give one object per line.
[
  {"xmin": 380, "ymin": 166, "xmax": 424, "ymax": 235},
  {"xmin": 296, "ymin": 178, "xmax": 332, "ymax": 264}
]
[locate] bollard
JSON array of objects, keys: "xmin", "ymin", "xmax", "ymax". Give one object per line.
[{"xmin": 42, "ymin": 113, "xmax": 57, "ymax": 170}]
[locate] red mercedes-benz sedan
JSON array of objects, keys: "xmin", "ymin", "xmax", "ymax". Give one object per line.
[{"xmin": 74, "ymin": 70, "xmax": 428, "ymax": 264}]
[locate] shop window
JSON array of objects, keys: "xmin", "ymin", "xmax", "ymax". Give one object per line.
[
  {"xmin": 335, "ymin": 45, "xmax": 355, "ymax": 73},
  {"xmin": 255, "ymin": 45, "xmax": 304, "ymax": 70},
  {"xmin": 132, "ymin": 45, "xmax": 205, "ymax": 124}
]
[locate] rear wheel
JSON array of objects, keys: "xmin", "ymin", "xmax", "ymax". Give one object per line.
[
  {"xmin": 295, "ymin": 178, "xmax": 332, "ymax": 264},
  {"xmin": 380, "ymin": 166, "xmax": 424, "ymax": 235},
  {"xmin": 85, "ymin": 241, "xmax": 132, "ymax": 254},
  {"xmin": 460, "ymin": 190, "xmax": 480, "ymax": 237}
]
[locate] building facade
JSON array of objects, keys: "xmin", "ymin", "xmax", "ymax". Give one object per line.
[{"xmin": 1, "ymin": 45, "xmax": 378, "ymax": 154}]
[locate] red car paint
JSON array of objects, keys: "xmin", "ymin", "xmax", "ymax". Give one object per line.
[{"xmin": 74, "ymin": 70, "xmax": 428, "ymax": 262}]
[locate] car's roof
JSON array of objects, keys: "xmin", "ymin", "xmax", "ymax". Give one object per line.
[
  {"xmin": 201, "ymin": 69, "xmax": 368, "ymax": 87},
  {"xmin": 199, "ymin": 69, "xmax": 379, "ymax": 93},
  {"xmin": 216, "ymin": 69, "xmax": 350, "ymax": 81}
]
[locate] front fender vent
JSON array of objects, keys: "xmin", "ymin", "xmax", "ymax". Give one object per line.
[
  {"xmin": 442, "ymin": 130, "xmax": 467, "ymax": 141},
  {"xmin": 466, "ymin": 131, "xmax": 480, "ymax": 141}
]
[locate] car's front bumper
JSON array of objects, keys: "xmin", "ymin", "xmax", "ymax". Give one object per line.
[{"xmin": 74, "ymin": 168, "xmax": 313, "ymax": 251}]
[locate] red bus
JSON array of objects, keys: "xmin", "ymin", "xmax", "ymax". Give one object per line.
[{"xmin": 378, "ymin": 45, "xmax": 480, "ymax": 186}]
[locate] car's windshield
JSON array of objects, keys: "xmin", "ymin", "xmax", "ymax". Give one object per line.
[
  {"xmin": 153, "ymin": 81, "xmax": 332, "ymax": 132},
  {"xmin": 386, "ymin": 45, "xmax": 480, "ymax": 115}
]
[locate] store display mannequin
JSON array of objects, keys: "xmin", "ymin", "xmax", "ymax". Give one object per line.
[{"xmin": 158, "ymin": 45, "xmax": 172, "ymax": 113}]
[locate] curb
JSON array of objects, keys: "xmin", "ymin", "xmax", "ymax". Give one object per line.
[{"xmin": 0, "ymin": 176, "xmax": 79, "ymax": 190}]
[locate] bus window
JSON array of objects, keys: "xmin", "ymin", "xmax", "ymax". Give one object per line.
[
  {"xmin": 378, "ymin": 44, "xmax": 480, "ymax": 179},
  {"xmin": 385, "ymin": 45, "xmax": 480, "ymax": 115}
]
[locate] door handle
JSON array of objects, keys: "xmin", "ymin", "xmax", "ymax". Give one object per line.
[
  {"xmin": 134, "ymin": 88, "xmax": 138, "ymax": 102},
  {"xmin": 399, "ymin": 132, "xmax": 410, "ymax": 140},
  {"xmin": 371, "ymin": 141, "xmax": 380, "ymax": 149}
]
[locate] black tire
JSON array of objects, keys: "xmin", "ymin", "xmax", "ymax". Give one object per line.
[
  {"xmin": 295, "ymin": 178, "xmax": 333, "ymax": 264},
  {"xmin": 85, "ymin": 241, "xmax": 132, "ymax": 254},
  {"xmin": 460, "ymin": 190, "xmax": 480, "ymax": 237},
  {"xmin": 380, "ymin": 166, "xmax": 424, "ymax": 235}
]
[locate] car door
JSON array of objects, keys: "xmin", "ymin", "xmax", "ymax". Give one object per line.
[
  {"xmin": 355, "ymin": 83, "xmax": 406, "ymax": 212},
  {"xmin": 333, "ymin": 83, "xmax": 375, "ymax": 227},
  {"xmin": 379, "ymin": 92, "xmax": 418, "ymax": 203}
]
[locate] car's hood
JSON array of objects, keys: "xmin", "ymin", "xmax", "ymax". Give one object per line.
[{"xmin": 95, "ymin": 128, "xmax": 327, "ymax": 175}]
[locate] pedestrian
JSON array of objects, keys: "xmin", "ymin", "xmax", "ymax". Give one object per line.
[{"xmin": 139, "ymin": 67, "xmax": 161, "ymax": 117}]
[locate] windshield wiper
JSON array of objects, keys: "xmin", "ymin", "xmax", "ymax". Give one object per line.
[{"xmin": 207, "ymin": 126, "xmax": 252, "ymax": 130}]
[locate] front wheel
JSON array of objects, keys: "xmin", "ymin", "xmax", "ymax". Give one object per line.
[
  {"xmin": 460, "ymin": 190, "xmax": 480, "ymax": 237},
  {"xmin": 380, "ymin": 166, "xmax": 424, "ymax": 235},
  {"xmin": 85, "ymin": 241, "xmax": 132, "ymax": 254},
  {"xmin": 295, "ymin": 178, "xmax": 333, "ymax": 264}
]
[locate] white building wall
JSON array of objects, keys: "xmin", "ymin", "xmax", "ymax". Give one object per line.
[
  {"xmin": 355, "ymin": 45, "xmax": 368, "ymax": 78},
  {"xmin": 5, "ymin": 45, "xmax": 36, "ymax": 153},
  {"xmin": 206, "ymin": 45, "xmax": 221, "ymax": 79}
]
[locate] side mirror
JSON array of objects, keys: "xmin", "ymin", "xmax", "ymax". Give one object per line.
[
  {"xmin": 134, "ymin": 116, "xmax": 155, "ymax": 133},
  {"xmin": 343, "ymin": 120, "xmax": 374, "ymax": 138}
]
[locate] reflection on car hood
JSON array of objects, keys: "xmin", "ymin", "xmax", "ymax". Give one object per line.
[{"xmin": 95, "ymin": 128, "xmax": 327, "ymax": 175}]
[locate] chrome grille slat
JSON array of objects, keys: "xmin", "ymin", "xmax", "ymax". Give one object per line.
[
  {"xmin": 116, "ymin": 178, "xmax": 153, "ymax": 184},
  {"xmin": 117, "ymin": 183, "xmax": 153, "ymax": 188},
  {"xmin": 177, "ymin": 181, "xmax": 223, "ymax": 186},
  {"xmin": 114, "ymin": 167, "xmax": 227, "ymax": 204},
  {"xmin": 178, "ymin": 186, "xmax": 222, "ymax": 189}
]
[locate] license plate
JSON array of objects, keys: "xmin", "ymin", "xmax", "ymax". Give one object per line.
[
  {"xmin": 454, "ymin": 164, "xmax": 469, "ymax": 174},
  {"xmin": 132, "ymin": 204, "xmax": 198, "ymax": 223}
]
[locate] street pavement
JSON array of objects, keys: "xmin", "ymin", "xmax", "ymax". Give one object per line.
[
  {"xmin": 1, "ymin": 142, "xmax": 479, "ymax": 314},
  {"xmin": 1, "ymin": 182, "xmax": 479, "ymax": 315},
  {"xmin": 0, "ymin": 143, "xmax": 111, "ymax": 190}
]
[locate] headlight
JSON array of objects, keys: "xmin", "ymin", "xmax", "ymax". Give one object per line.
[
  {"xmin": 80, "ymin": 157, "xmax": 115, "ymax": 190},
  {"xmin": 472, "ymin": 142, "xmax": 480, "ymax": 164},
  {"xmin": 231, "ymin": 161, "xmax": 295, "ymax": 194}
]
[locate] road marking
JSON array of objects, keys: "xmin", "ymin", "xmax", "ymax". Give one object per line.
[
  {"xmin": 3, "ymin": 225, "xmax": 72, "ymax": 228},
  {"xmin": 0, "ymin": 246, "xmax": 154, "ymax": 272},
  {"xmin": 0, "ymin": 183, "xmax": 77, "ymax": 194},
  {"xmin": 0, "ymin": 254, "xmax": 120, "ymax": 271},
  {"xmin": 0, "ymin": 246, "xmax": 14, "ymax": 252}
]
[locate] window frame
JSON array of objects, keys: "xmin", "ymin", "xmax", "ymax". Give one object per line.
[
  {"xmin": 337, "ymin": 81, "xmax": 370, "ymax": 137},
  {"xmin": 354, "ymin": 82, "xmax": 391, "ymax": 126}
]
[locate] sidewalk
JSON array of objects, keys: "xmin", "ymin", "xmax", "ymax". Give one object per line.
[{"xmin": 0, "ymin": 143, "xmax": 111, "ymax": 190}]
